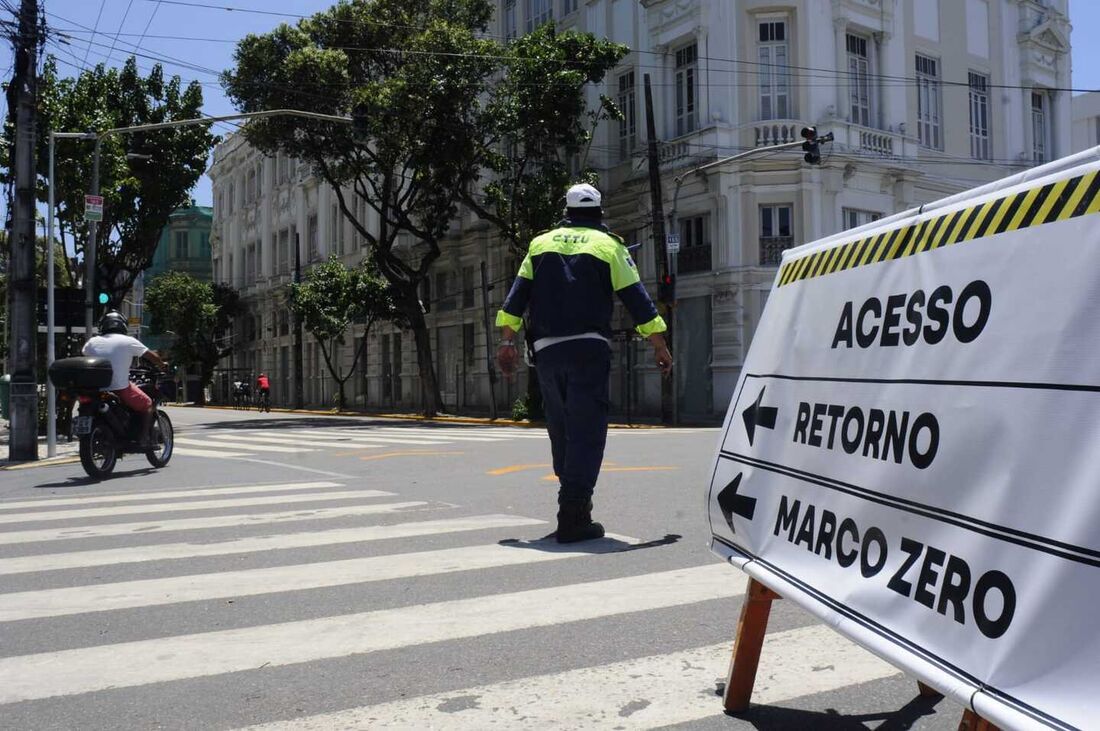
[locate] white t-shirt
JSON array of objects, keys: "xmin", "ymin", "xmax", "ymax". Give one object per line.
[{"xmin": 82, "ymin": 334, "xmax": 149, "ymax": 391}]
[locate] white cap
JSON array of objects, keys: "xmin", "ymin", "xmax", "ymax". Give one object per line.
[{"xmin": 565, "ymin": 183, "xmax": 602, "ymax": 208}]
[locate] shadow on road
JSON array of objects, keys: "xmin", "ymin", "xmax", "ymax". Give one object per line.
[
  {"xmin": 33, "ymin": 467, "xmax": 158, "ymax": 489},
  {"xmin": 729, "ymin": 688, "xmax": 943, "ymax": 730},
  {"xmin": 498, "ymin": 533, "xmax": 682, "ymax": 554}
]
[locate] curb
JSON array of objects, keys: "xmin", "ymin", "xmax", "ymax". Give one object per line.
[
  {"xmin": 0, "ymin": 454, "xmax": 81, "ymax": 471},
  {"xmin": 166, "ymin": 404, "xmax": 666, "ymax": 430}
]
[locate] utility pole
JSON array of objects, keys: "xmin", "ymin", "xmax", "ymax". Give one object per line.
[
  {"xmin": 293, "ymin": 232, "xmax": 304, "ymax": 409},
  {"xmin": 8, "ymin": 0, "xmax": 40, "ymax": 461},
  {"xmin": 643, "ymin": 74, "xmax": 674, "ymax": 425},
  {"xmin": 479, "ymin": 260, "xmax": 498, "ymax": 420}
]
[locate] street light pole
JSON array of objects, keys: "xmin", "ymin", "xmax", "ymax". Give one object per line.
[
  {"xmin": 84, "ymin": 136, "xmax": 102, "ymax": 338},
  {"xmin": 46, "ymin": 134, "xmax": 56, "ymax": 456}
]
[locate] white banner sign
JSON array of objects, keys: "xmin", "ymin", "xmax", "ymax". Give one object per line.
[{"xmin": 707, "ymin": 149, "xmax": 1100, "ymax": 731}]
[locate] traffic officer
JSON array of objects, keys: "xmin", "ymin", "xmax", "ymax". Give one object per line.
[{"xmin": 496, "ymin": 183, "xmax": 672, "ymax": 543}]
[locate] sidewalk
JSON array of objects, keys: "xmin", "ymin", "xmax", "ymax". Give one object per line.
[{"xmin": 0, "ymin": 421, "xmax": 81, "ymax": 469}]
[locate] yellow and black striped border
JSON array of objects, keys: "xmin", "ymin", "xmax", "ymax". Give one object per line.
[{"xmin": 778, "ymin": 169, "xmax": 1100, "ymax": 287}]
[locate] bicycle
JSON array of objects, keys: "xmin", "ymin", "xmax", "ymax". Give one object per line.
[{"xmin": 256, "ymin": 389, "xmax": 271, "ymax": 413}]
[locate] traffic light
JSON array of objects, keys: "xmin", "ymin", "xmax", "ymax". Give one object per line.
[
  {"xmin": 800, "ymin": 126, "xmax": 835, "ymax": 165},
  {"xmin": 95, "ymin": 263, "xmax": 112, "ymax": 309},
  {"xmin": 657, "ymin": 271, "xmax": 676, "ymax": 304}
]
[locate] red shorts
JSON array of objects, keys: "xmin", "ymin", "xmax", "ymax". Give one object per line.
[{"xmin": 113, "ymin": 383, "xmax": 153, "ymax": 413}]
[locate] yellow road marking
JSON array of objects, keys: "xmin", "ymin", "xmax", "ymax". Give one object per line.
[
  {"xmin": 488, "ymin": 464, "xmax": 552, "ymax": 476},
  {"xmin": 489, "ymin": 462, "xmax": 618, "ymax": 476},
  {"xmin": 359, "ymin": 451, "xmax": 464, "ymax": 462}
]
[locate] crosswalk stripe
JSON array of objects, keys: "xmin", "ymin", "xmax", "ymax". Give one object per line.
[
  {"xmin": 277, "ymin": 428, "xmax": 453, "ymax": 444},
  {"xmin": 0, "ymin": 515, "xmax": 547, "ymax": 576},
  {"xmin": 174, "ymin": 447, "xmax": 253, "ymax": 458},
  {"xmin": 356, "ymin": 433, "xmax": 504, "ymax": 442},
  {"xmin": 204, "ymin": 434, "xmax": 382, "ymax": 449},
  {"xmin": 0, "ymin": 501, "xmax": 434, "ymax": 545},
  {"xmin": 0, "ymin": 565, "xmax": 740, "ymax": 704},
  {"xmin": 279, "ymin": 431, "xmax": 452, "ymax": 446},
  {"xmin": 0, "ymin": 481, "xmax": 343, "ymax": 512},
  {"xmin": 175, "ymin": 437, "xmax": 316, "ymax": 454},
  {"xmin": 0, "ymin": 535, "xmax": 636, "ymax": 621},
  {"xmin": 352, "ymin": 429, "xmax": 547, "ymax": 440},
  {"xmin": 0, "ymin": 490, "xmax": 392, "ymax": 526},
  {"xmin": 246, "ymin": 624, "xmax": 901, "ymax": 730}
]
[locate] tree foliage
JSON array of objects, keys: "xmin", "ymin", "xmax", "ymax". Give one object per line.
[
  {"xmin": 469, "ymin": 24, "xmax": 628, "ymax": 253},
  {"xmin": 287, "ymin": 257, "xmax": 404, "ymax": 410},
  {"xmin": 224, "ymin": 1, "xmax": 627, "ymax": 415},
  {"xmin": 145, "ymin": 271, "xmax": 242, "ymax": 404},
  {"xmin": 25, "ymin": 57, "xmax": 216, "ymax": 304},
  {"xmin": 223, "ymin": 0, "xmax": 496, "ymax": 415}
]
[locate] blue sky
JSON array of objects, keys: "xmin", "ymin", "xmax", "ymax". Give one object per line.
[{"xmin": 27, "ymin": 0, "xmax": 1100, "ymax": 207}]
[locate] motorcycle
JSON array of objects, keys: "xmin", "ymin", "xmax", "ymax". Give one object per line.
[{"xmin": 48, "ymin": 357, "xmax": 175, "ymax": 479}]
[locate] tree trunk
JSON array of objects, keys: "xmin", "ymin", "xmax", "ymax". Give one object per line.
[{"xmin": 397, "ymin": 286, "xmax": 443, "ymax": 417}]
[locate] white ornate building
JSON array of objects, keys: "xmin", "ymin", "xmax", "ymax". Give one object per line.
[{"xmin": 209, "ymin": 0, "xmax": 1071, "ymax": 420}]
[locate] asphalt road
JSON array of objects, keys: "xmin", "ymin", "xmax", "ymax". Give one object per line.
[{"xmin": 0, "ymin": 406, "xmax": 967, "ymax": 730}]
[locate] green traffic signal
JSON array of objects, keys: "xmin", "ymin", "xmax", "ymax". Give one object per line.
[{"xmin": 97, "ymin": 292, "xmax": 109, "ymax": 305}]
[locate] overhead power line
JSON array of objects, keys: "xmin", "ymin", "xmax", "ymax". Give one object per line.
[
  {"xmin": 79, "ymin": 0, "xmax": 105, "ymax": 68},
  {"xmin": 119, "ymin": 0, "xmax": 1094, "ymax": 94},
  {"xmin": 135, "ymin": 0, "xmax": 162, "ymax": 51}
]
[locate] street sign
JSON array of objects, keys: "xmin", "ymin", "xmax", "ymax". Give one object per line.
[
  {"xmin": 84, "ymin": 194, "xmax": 103, "ymax": 222},
  {"xmin": 706, "ymin": 150, "xmax": 1100, "ymax": 731},
  {"xmin": 666, "ymin": 233, "xmax": 680, "ymax": 254}
]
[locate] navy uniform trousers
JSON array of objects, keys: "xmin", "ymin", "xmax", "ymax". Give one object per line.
[{"xmin": 534, "ymin": 339, "xmax": 612, "ymax": 502}]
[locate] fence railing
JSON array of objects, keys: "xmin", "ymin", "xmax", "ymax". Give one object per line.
[{"xmin": 759, "ymin": 236, "xmax": 792, "ymax": 266}]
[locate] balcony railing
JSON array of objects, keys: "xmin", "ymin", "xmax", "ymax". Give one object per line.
[
  {"xmin": 677, "ymin": 244, "xmax": 712, "ymax": 274},
  {"xmin": 754, "ymin": 121, "xmax": 800, "ymax": 146},
  {"xmin": 831, "ymin": 122, "xmax": 916, "ymax": 158},
  {"xmin": 759, "ymin": 236, "xmax": 792, "ymax": 267}
]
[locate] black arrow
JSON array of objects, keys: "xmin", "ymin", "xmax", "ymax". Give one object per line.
[
  {"xmin": 716, "ymin": 472, "xmax": 756, "ymax": 534},
  {"xmin": 742, "ymin": 386, "xmax": 778, "ymax": 446}
]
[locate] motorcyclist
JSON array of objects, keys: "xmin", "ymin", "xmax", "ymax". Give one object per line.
[{"xmin": 82, "ymin": 311, "xmax": 167, "ymax": 447}]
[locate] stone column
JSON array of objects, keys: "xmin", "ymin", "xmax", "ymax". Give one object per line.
[{"xmin": 834, "ymin": 16, "xmax": 849, "ymax": 122}]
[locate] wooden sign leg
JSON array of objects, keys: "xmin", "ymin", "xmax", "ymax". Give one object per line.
[
  {"xmin": 958, "ymin": 708, "xmax": 1001, "ymax": 731},
  {"xmin": 723, "ymin": 577, "xmax": 781, "ymax": 713},
  {"xmin": 917, "ymin": 681, "xmax": 943, "ymax": 698}
]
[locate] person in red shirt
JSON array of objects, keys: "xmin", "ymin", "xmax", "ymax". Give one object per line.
[{"xmin": 256, "ymin": 373, "xmax": 271, "ymax": 412}]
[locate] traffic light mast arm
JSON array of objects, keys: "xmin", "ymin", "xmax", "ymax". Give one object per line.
[{"xmin": 667, "ymin": 137, "xmax": 818, "ymax": 234}]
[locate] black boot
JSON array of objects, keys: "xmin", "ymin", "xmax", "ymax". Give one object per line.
[{"xmin": 556, "ymin": 498, "xmax": 605, "ymax": 544}]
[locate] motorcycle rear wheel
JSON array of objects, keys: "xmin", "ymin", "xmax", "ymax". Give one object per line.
[{"xmin": 79, "ymin": 423, "xmax": 118, "ymax": 479}]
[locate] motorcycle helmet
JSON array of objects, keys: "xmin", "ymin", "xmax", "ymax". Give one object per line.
[{"xmin": 99, "ymin": 311, "xmax": 128, "ymax": 335}]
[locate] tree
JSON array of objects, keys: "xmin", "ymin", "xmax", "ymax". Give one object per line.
[
  {"xmin": 22, "ymin": 57, "xmax": 216, "ymax": 305},
  {"xmin": 466, "ymin": 24, "xmax": 628, "ymax": 255},
  {"xmin": 223, "ymin": 0, "xmax": 499, "ymax": 416},
  {"xmin": 145, "ymin": 272, "xmax": 242, "ymax": 405},
  {"xmin": 288, "ymin": 257, "xmax": 404, "ymax": 411}
]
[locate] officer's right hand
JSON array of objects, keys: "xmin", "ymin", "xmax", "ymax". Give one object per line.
[
  {"xmin": 653, "ymin": 344, "xmax": 673, "ymax": 377},
  {"xmin": 497, "ymin": 343, "xmax": 519, "ymax": 381}
]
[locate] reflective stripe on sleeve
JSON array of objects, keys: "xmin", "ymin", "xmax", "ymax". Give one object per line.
[{"xmin": 635, "ymin": 315, "xmax": 667, "ymax": 337}]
